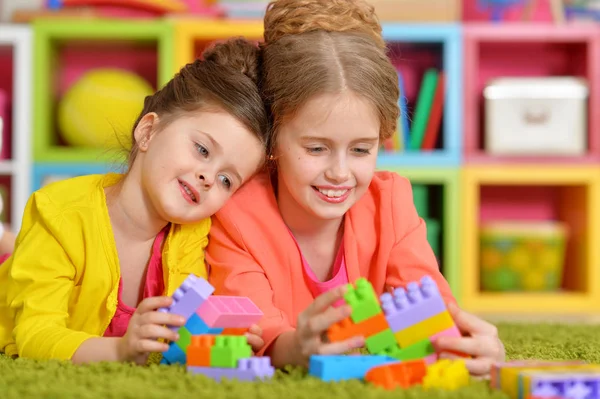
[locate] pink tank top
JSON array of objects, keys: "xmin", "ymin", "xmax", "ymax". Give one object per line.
[
  {"xmin": 103, "ymin": 226, "xmax": 168, "ymax": 338},
  {"xmin": 288, "ymin": 231, "xmax": 349, "ymax": 305}
]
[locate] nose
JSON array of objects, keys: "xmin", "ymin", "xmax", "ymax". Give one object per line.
[
  {"xmin": 197, "ymin": 171, "xmax": 215, "ymax": 189},
  {"xmin": 324, "ymin": 153, "xmax": 350, "ymax": 183}
]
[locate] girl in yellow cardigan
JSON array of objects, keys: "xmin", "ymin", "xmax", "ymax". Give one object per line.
[{"xmin": 0, "ymin": 38, "xmax": 266, "ymax": 364}]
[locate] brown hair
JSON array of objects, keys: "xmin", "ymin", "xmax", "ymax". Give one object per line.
[
  {"xmin": 128, "ymin": 37, "xmax": 268, "ymax": 167},
  {"xmin": 261, "ymin": 0, "xmax": 399, "ymax": 156}
]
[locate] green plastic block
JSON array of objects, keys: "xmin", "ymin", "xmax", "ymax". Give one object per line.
[
  {"xmin": 376, "ymin": 343, "xmax": 403, "ymax": 360},
  {"xmin": 412, "ymin": 184, "xmax": 429, "ymax": 219},
  {"xmin": 365, "ymin": 329, "xmax": 397, "ymax": 354},
  {"xmin": 425, "ymin": 218, "xmax": 441, "ymax": 257},
  {"xmin": 397, "ymin": 338, "xmax": 435, "ymax": 361},
  {"xmin": 175, "ymin": 326, "xmax": 192, "ymax": 352},
  {"xmin": 210, "ymin": 336, "xmax": 252, "ymax": 368},
  {"xmin": 344, "ymin": 278, "xmax": 381, "ymax": 323}
]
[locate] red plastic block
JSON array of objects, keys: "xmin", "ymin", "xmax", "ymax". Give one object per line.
[
  {"xmin": 365, "ymin": 359, "xmax": 427, "ymax": 389},
  {"xmin": 197, "ymin": 296, "xmax": 263, "ymax": 328}
]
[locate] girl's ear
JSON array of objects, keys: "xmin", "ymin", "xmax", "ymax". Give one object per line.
[{"xmin": 133, "ymin": 112, "xmax": 159, "ymax": 152}]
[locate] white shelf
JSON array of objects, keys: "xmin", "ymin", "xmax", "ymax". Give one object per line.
[{"xmin": 0, "ymin": 25, "xmax": 32, "ymax": 231}]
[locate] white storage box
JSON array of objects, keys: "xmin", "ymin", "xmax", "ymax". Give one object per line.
[{"xmin": 483, "ymin": 77, "xmax": 588, "ymax": 156}]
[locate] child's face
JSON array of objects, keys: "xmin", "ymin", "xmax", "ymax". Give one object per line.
[
  {"xmin": 275, "ymin": 91, "xmax": 380, "ymax": 224},
  {"xmin": 138, "ymin": 110, "xmax": 264, "ymax": 225}
]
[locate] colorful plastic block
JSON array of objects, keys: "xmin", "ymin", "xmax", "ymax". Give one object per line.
[
  {"xmin": 197, "ymin": 295, "xmax": 263, "ymax": 328},
  {"xmin": 521, "ymin": 371, "xmax": 600, "ymax": 399},
  {"xmin": 187, "ymin": 335, "xmax": 215, "ymax": 367},
  {"xmin": 159, "ymin": 274, "xmax": 214, "ymax": 331},
  {"xmin": 327, "ymin": 312, "xmax": 389, "ymax": 343},
  {"xmin": 365, "ymin": 359, "xmax": 427, "ymax": 389},
  {"xmin": 188, "ymin": 357, "xmax": 275, "ymax": 381},
  {"xmin": 185, "ymin": 312, "xmax": 223, "ymax": 335},
  {"xmin": 422, "ymin": 359, "xmax": 470, "ymax": 390},
  {"xmin": 365, "ymin": 328, "xmax": 397, "ymax": 354},
  {"xmin": 344, "ymin": 278, "xmax": 382, "ymax": 323},
  {"xmin": 308, "ymin": 355, "xmax": 397, "ymax": 382},
  {"xmin": 393, "ymin": 338, "xmax": 435, "ymax": 361},
  {"xmin": 393, "ymin": 310, "xmax": 454, "ymax": 348},
  {"xmin": 491, "ymin": 360, "xmax": 587, "ymax": 390},
  {"xmin": 210, "ymin": 336, "xmax": 252, "ymax": 368},
  {"xmin": 176, "ymin": 326, "xmax": 192, "ymax": 351},
  {"xmin": 380, "ymin": 276, "xmax": 447, "ymax": 333},
  {"xmin": 162, "ymin": 342, "xmax": 186, "ymax": 365}
]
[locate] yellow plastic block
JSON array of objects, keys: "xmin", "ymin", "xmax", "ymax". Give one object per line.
[
  {"xmin": 422, "ymin": 359, "xmax": 469, "ymax": 390},
  {"xmin": 393, "ymin": 311, "xmax": 454, "ymax": 348},
  {"xmin": 501, "ymin": 364, "xmax": 600, "ymax": 399}
]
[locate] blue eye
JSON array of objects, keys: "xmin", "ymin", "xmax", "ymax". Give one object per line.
[
  {"xmin": 195, "ymin": 143, "xmax": 209, "ymax": 157},
  {"xmin": 219, "ymin": 175, "xmax": 231, "ymax": 189}
]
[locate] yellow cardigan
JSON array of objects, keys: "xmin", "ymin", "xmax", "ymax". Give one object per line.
[{"xmin": 0, "ymin": 173, "xmax": 210, "ymax": 360}]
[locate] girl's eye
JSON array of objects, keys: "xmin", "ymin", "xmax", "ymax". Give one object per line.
[
  {"xmin": 195, "ymin": 143, "xmax": 209, "ymax": 157},
  {"xmin": 353, "ymin": 148, "xmax": 371, "ymax": 155},
  {"xmin": 306, "ymin": 147, "xmax": 325, "ymax": 153},
  {"xmin": 219, "ymin": 175, "xmax": 231, "ymax": 189}
]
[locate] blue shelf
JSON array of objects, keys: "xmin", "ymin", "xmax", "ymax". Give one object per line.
[
  {"xmin": 381, "ymin": 23, "xmax": 463, "ymax": 168},
  {"xmin": 32, "ymin": 162, "xmax": 120, "ymax": 192}
]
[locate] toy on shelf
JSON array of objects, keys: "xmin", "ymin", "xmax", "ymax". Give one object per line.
[
  {"xmin": 58, "ymin": 68, "xmax": 154, "ymax": 149},
  {"xmin": 158, "ymin": 274, "xmax": 274, "ymax": 381},
  {"xmin": 491, "ymin": 360, "xmax": 600, "ymax": 399},
  {"xmin": 477, "ymin": 0, "xmax": 526, "ymax": 21}
]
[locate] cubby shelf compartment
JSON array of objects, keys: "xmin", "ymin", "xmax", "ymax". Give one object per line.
[
  {"xmin": 173, "ymin": 19, "xmax": 263, "ymax": 71},
  {"xmin": 381, "ymin": 167, "xmax": 461, "ymax": 297},
  {"xmin": 460, "ymin": 165, "xmax": 600, "ymax": 314},
  {"xmin": 378, "ymin": 24, "xmax": 462, "ymax": 167},
  {"xmin": 33, "ymin": 19, "xmax": 175, "ymax": 163},
  {"xmin": 463, "ymin": 23, "xmax": 600, "ymax": 165},
  {"xmin": 0, "ymin": 25, "xmax": 32, "ymax": 230}
]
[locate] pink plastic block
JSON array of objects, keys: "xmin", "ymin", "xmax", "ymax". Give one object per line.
[
  {"xmin": 159, "ymin": 274, "xmax": 214, "ymax": 331},
  {"xmin": 424, "ymin": 353, "xmax": 438, "ymax": 365},
  {"xmin": 187, "ymin": 357, "xmax": 274, "ymax": 381},
  {"xmin": 197, "ymin": 295, "xmax": 263, "ymax": 328},
  {"xmin": 380, "ymin": 276, "xmax": 447, "ymax": 333},
  {"xmin": 430, "ymin": 325, "xmax": 461, "ymax": 341}
]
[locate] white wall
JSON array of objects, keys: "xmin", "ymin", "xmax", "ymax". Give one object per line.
[{"xmin": 1, "ymin": 0, "xmax": 44, "ymax": 22}]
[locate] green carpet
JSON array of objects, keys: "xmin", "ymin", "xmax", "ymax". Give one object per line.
[{"xmin": 0, "ymin": 323, "xmax": 598, "ymax": 398}]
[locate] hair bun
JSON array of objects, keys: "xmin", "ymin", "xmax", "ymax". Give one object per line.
[
  {"xmin": 264, "ymin": 0, "xmax": 385, "ymax": 49},
  {"xmin": 202, "ymin": 37, "xmax": 261, "ymax": 84}
]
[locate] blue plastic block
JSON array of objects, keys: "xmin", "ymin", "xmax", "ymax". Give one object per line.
[
  {"xmin": 186, "ymin": 312, "xmax": 223, "ymax": 335},
  {"xmin": 46, "ymin": 0, "xmax": 63, "ymax": 9},
  {"xmin": 162, "ymin": 342, "xmax": 186, "ymax": 365},
  {"xmin": 309, "ymin": 355, "xmax": 398, "ymax": 382}
]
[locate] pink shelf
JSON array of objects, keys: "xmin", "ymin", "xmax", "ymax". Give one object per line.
[
  {"xmin": 479, "ymin": 183, "xmax": 588, "ymax": 292},
  {"xmin": 0, "ymin": 45, "xmax": 13, "ymax": 160},
  {"xmin": 463, "ymin": 23, "xmax": 600, "ymax": 164}
]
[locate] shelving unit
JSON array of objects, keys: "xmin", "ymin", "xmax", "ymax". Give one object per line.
[
  {"xmin": 32, "ymin": 19, "xmax": 175, "ymax": 164},
  {"xmin": 461, "ymin": 165, "xmax": 600, "ymax": 314},
  {"xmin": 0, "ymin": 25, "xmax": 32, "ymax": 231}
]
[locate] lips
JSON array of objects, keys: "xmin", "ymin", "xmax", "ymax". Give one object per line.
[
  {"xmin": 178, "ymin": 179, "xmax": 199, "ymax": 205},
  {"xmin": 312, "ymin": 186, "xmax": 353, "ymax": 204}
]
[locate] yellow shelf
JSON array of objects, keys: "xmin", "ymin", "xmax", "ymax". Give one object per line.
[
  {"xmin": 171, "ymin": 19, "xmax": 263, "ymax": 70},
  {"xmin": 460, "ymin": 165, "xmax": 600, "ymax": 314}
]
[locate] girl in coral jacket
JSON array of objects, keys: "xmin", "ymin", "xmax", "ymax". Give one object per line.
[
  {"xmin": 0, "ymin": 38, "xmax": 266, "ymax": 364},
  {"xmin": 206, "ymin": 0, "xmax": 505, "ymax": 376}
]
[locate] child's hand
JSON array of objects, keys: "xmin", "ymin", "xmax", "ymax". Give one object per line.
[
  {"xmin": 431, "ymin": 302, "xmax": 505, "ymax": 377},
  {"xmin": 245, "ymin": 324, "xmax": 264, "ymax": 353},
  {"xmin": 293, "ymin": 285, "xmax": 365, "ymax": 366},
  {"xmin": 118, "ymin": 296, "xmax": 186, "ymax": 365}
]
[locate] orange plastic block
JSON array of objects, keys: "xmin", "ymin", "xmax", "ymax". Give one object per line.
[
  {"xmin": 186, "ymin": 335, "xmax": 215, "ymax": 367},
  {"xmin": 221, "ymin": 328, "xmax": 249, "ymax": 336},
  {"xmin": 365, "ymin": 359, "xmax": 427, "ymax": 390},
  {"xmin": 328, "ymin": 312, "xmax": 389, "ymax": 343}
]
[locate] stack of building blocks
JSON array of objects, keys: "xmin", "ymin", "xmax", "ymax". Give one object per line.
[
  {"xmin": 327, "ymin": 275, "xmax": 462, "ymax": 364},
  {"xmin": 491, "ymin": 360, "xmax": 600, "ymax": 399},
  {"xmin": 158, "ymin": 274, "xmax": 274, "ymax": 381}
]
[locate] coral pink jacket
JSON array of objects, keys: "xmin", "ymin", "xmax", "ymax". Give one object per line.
[{"xmin": 206, "ymin": 171, "xmax": 456, "ymax": 354}]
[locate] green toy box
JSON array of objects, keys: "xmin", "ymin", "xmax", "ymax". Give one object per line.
[{"xmin": 479, "ymin": 221, "xmax": 568, "ymax": 292}]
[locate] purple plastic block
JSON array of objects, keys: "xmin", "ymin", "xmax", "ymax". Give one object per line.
[
  {"xmin": 380, "ymin": 275, "xmax": 447, "ymax": 333},
  {"xmin": 529, "ymin": 373, "xmax": 600, "ymax": 399},
  {"xmin": 187, "ymin": 357, "xmax": 275, "ymax": 381},
  {"xmin": 159, "ymin": 274, "xmax": 215, "ymax": 331}
]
